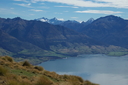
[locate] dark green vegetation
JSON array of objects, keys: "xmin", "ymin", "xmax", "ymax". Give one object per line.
[
  {"xmin": 0, "ymin": 15, "xmax": 128, "ymax": 64},
  {"xmin": 107, "ymin": 51, "xmax": 128, "ymax": 56},
  {"xmin": 0, "ymin": 56, "xmax": 99, "ymax": 85}
]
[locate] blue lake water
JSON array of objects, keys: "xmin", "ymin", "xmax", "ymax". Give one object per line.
[{"xmin": 39, "ymin": 54, "xmax": 128, "ymax": 85}]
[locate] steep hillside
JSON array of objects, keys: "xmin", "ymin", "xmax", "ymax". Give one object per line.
[
  {"xmin": 80, "ymin": 15, "xmax": 128, "ymax": 48},
  {"xmin": 0, "ymin": 17, "xmax": 97, "ymax": 50},
  {"xmin": 0, "ymin": 56, "xmax": 99, "ymax": 85},
  {"xmin": 0, "ymin": 29, "xmax": 43, "ymax": 53}
]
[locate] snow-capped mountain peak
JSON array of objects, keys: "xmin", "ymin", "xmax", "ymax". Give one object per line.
[
  {"xmin": 86, "ymin": 18, "xmax": 94, "ymax": 24},
  {"xmin": 35, "ymin": 17, "xmax": 65, "ymax": 24},
  {"xmin": 35, "ymin": 17, "xmax": 49, "ymax": 22},
  {"xmin": 35, "ymin": 17, "xmax": 94, "ymax": 25}
]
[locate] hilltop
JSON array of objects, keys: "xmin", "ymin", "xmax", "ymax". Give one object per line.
[{"xmin": 0, "ymin": 56, "xmax": 99, "ymax": 85}]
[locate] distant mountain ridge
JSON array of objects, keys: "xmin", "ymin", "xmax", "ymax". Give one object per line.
[
  {"xmin": 80, "ymin": 15, "xmax": 128, "ymax": 48},
  {"xmin": 35, "ymin": 15, "xmax": 128, "ymax": 48},
  {"xmin": 35, "ymin": 17, "xmax": 82, "ymax": 24},
  {"xmin": 0, "ymin": 17, "xmax": 106, "ymax": 58},
  {"xmin": 35, "ymin": 17, "xmax": 94, "ymax": 31},
  {"xmin": 0, "ymin": 15, "xmax": 128, "ymax": 64},
  {"xmin": 0, "ymin": 17, "xmax": 97, "ymax": 49}
]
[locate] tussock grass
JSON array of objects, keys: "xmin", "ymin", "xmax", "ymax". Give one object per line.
[
  {"xmin": 35, "ymin": 75, "xmax": 54, "ymax": 85},
  {"xmin": 22, "ymin": 61, "xmax": 31, "ymax": 67},
  {"xmin": 0, "ymin": 65, "xmax": 8, "ymax": 76},
  {"xmin": 34, "ymin": 66, "xmax": 44, "ymax": 71},
  {"xmin": 1, "ymin": 56, "xmax": 13, "ymax": 62},
  {"xmin": 0, "ymin": 56, "xmax": 99, "ymax": 85},
  {"xmin": 84, "ymin": 80, "xmax": 99, "ymax": 85}
]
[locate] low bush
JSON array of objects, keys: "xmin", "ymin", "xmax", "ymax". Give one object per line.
[
  {"xmin": 5, "ymin": 56, "xmax": 13, "ymax": 62},
  {"xmin": 84, "ymin": 80, "xmax": 99, "ymax": 85},
  {"xmin": 7, "ymin": 80, "xmax": 19, "ymax": 85},
  {"xmin": 35, "ymin": 76, "xmax": 54, "ymax": 85},
  {"xmin": 22, "ymin": 61, "xmax": 31, "ymax": 67},
  {"xmin": 7, "ymin": 79, "xmax": 30, "ymax": 85},
  {"xmin": 0, "ymin": 65, "xmax": 9, "ymax": 76},
  {"xmin": 34, "ymin": 66, "xmax": 44, "ymax": 71}
]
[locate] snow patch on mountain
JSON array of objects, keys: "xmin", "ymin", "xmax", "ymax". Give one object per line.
[{"xmin": 35, "ymin": 17, "xmax": 94, "ymax": 25}]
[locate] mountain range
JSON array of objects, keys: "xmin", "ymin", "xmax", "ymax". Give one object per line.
[
  {"xmin": 0, "ymin": 15, "xmax": 128, "ymax": 64},
  {"xmin": 80, "ymin": 15, "xmax": 128, "ymax": 48},
  {"xmin": 36, "ymin": 15, "xmax": 128, "ymax": 48},
  {"xmin": 35, "ymin": 17, "xmax": 94, "ymax": 31}
]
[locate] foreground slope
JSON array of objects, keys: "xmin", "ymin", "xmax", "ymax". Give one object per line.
[{"xmin": 0, "ymin": 56, "xmax": 99, "ymax": 85}]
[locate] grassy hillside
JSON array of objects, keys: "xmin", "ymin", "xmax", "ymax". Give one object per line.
[{"xmin": 0, "ymin": 56, "xmax": 99, "ymax": 85}]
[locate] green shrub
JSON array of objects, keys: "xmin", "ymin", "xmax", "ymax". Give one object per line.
[
  {"xmin": 63, "ymin": 74, "xmax": 69, "ymax": 80},
  {"xmin": 35, "ymin": 76, "xmax": 53, "ymax": 85},
  {"xmin": 5, "ymin": 56, "xmax": 14, "ymax": 62},
  {"xmin": 7, "ymin": 80, "xmax": 30, "ymax": 85},
  {"xmin": 84, "ymin": 80, "xmax": 99, "ymax": 85},
  {"xmin": 75, "ymin": 76, "xmax": 84, "ymax": 83},
  {"xmin": 0, "ymin": 65, "xmax": 9, "ymax": 76},
  {"xmin": 7, "ymin": 80, "xmax": 19, "ymax": 85},
  {"xmin": 22, "ymin": 61, "xmax": 31, "ymax": 67},
  {"xmin": 34, "ymin": 66, "xmax": 44, "ymax": 71}
]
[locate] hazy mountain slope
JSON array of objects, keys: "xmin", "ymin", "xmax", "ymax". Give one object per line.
[
  {"xmin": 0, "ymin": 17, "xmax": 99, "ymax": 50},
  {"xmin": 0, "ymin": 16, "xmax": 127, "ymax": 64},
  {"xmin": 81, "ymin": 15, "xmax": 128, "ymax": 48},
  {"xmin": 0, "ymin": 29, "xmax": 43, "ymax": 54}
]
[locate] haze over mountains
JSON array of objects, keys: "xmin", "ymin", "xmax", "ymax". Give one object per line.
[
  {"xmin": 81, "ymin": 15, "xmax": 128, "ymax": 48},
  {"xmin": 0, "ymin": 15, "xmax": 128, "ymax": 62},
  {"xmin": 36, "ymin": 15, "xmax": 128, "ymax": 48}
]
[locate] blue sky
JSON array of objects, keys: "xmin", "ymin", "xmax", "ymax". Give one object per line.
[{"xmin": 0, "ymin": 0, "xmax": 128, "ymax": 21}]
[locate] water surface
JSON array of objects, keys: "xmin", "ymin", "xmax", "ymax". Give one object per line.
[{"xmin": 39, "ymin": 54, "xmax": 128, "ymax": 85}]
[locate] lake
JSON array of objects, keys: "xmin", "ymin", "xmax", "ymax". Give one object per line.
[{"xmin": 39, "ymin": 54, "xmax": 128, "ymax": 85}]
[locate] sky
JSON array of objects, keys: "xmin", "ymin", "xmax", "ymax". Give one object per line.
[{"xmin": 0, "ymin": 0, "xmax": 128, "ymax": 22}]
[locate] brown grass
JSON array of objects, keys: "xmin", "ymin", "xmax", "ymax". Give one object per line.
[
  {"xmin": 34, "ymin": 66, "xmax": 44, "ymax": 71},
  {"xmin": 22, "ymin": 61, "xmax": 31, "ymax": 67},
  {"xmin": 0, "ymin": 65, "xmax": 9, "ymax": 76},
  {"xmin": 84, "ymin": 80, "xmax": 100, "ymax": 85},
  {"xmin": 0, "ymin": 56, "xmax": 99, "ymax": 85},
  {"xmin": 35, "ymin": 75, "xmax": 54, "ymax": 85}
]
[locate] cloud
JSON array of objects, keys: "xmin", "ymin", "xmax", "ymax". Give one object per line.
[
  {"xmin": 95, "ymin": 0, "xmax": 128, "ymax": 8},
  {"xmin": 54, "ymin": 12, "xmax": 63, "ymax": 14},
  {"xmin": 15, "ymin": 3, "xmax": 31, "ymax": 7},
  {"xmin": 30, "ymin": 0, "xmax": 128, "ymax": 8},
  {"xmin": 75, "ymin": 10, "xmax": 123, "ymax": 14},
  {"xmin": 57, "ymin": 18, "xmax": 64, "ymax": 21},
  {"xmin": 55, "ymin": 6, "xmax": 70, "ymax": 7},
  {"xmin": 13, "ymin": 0, "xmax": 28, "ymax": 3},
  {"xmin": 55, "ymin": 5, "xmax": 79, "ymax": 8},
  {"xmin": 31, "ymin": 9, "xmax": 43, "ymax": 12},
  {"xmin": 38, "ymin": 6, "xmax": 49, "ymax": 9},
  {"xmin": 0, "ymin": 8, "xmax": 17, "ymax": 15},
  {"xmin": 72, "ymin": 7, "xmax": 79, "ymax": 8}
]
